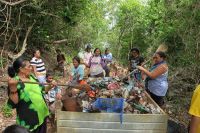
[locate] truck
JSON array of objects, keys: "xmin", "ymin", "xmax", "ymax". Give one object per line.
[{"xmin": 56, "ymin": 91, "xmax": 168, "ymax": 133}]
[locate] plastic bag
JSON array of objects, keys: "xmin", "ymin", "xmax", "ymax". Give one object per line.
[{"xmin": 93, "ymin": 98, "xmax": 124, "ymax": 123}]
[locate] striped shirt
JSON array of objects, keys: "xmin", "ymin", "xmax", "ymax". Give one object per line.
[{"xmin": 30, "ymin": 57, "xmax": 46, "ymax": 73}]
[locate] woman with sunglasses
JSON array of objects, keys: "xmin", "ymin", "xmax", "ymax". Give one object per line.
[
  {"xmin": 7, "ymin": 57, "xmax": 57, "ymax": 133},
  {"xmin": 137, "ymin": 51, "xmax": 168, "ymax": 107}
]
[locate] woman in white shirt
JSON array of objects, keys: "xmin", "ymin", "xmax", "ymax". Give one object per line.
[{"xmin": 85, "ymin": 48, "xmax": 105, "ymax": 77}]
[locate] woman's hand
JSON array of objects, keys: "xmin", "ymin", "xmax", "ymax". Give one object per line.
[
  {"xmin": 45, "ymin": 80, "xmax": 58, "ymax": 92},
  {"xmin": 137, "ymin": 64, "xmax": 168, "ymax": 79},
  {"xmin": 50, "ymin": 80, "xmax": 57, "ymax": 88},
  {"xmin": 136, "ymin": 66, "xmax": 146, "ymax": 72}
]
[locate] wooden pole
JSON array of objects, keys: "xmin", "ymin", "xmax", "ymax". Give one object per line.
[
  {"xmin": 0, "ymin": 80, "xmax": 91, "ymax": 91},
  {"xmin": 0, "ymin": 80, "xmax": 69, "ymax": 87}
]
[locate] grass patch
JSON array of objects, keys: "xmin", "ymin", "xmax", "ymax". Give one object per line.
[{"xmin": 1, "ymin": 103, "xmax": 13, "ymax": 118}]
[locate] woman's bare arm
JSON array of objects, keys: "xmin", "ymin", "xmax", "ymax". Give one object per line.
[
  {"xmin": 189, "ymin": 115, "xmax": 200, "ymax": 133},
  {"xmin": 8, "ymin": 78, "xmax": 19, "ymax": 104},
  {"xmin": 137, "ymin": 64, "xmax": 168, "ymax": 79}
]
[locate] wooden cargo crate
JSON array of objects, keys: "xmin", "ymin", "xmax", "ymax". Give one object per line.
[{"xmin": 56, "ymin": 91, "xmax": 168, "ymax": 133}]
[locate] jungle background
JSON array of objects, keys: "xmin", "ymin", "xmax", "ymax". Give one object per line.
[{"xmin": 0, "ymin": 0, "xmax": 200, "ymax": 132}]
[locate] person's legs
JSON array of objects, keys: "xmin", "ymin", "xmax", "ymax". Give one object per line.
[
  {"xmin": 147, "ymin": 90, "xmax": 164, "ymax": 107},
  {"xmin": 105, "ymin": 68, "xmax": 110, "ymax": 77},
  {"xmin": 104, "ymin": 66, "xmax": 110, "ymax": 77},
  {"xmin": 59, "ymin": 63, "xmax": 66, "ymax": 78}
]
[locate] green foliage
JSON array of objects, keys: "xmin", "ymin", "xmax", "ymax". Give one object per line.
[
  {"xmin": 109, "ymin": 0, "xmax": 200, "ymax": 68},
  {"xmin": 0, "ymin": 57, "xmax": 7, "ymax": 68},
  {"xmin": 1, "ymin": 103, "xmax": 13, "ymax": 118},
  {"xmin": 1, "ymin": 0, "xmax": 200, "ymax": 71}
]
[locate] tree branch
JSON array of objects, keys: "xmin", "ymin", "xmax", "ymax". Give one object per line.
[
  {"xmin": 8, "ymin": 21, "xmax": 35, "ymax": 60},
  {"xmin": 52, "ymin": 39, "xmax": 68, "ymax": 44},
  {"xmin": 0, "ymin": 0, "xmax": 27, "ymax": 6},
  {"xmin": 0, "ymin": 3, "xmax": 7, "ymax": 11},
  {"xmin": 40, "ymin": 11, "xmax": 61, "ymax": 18}
]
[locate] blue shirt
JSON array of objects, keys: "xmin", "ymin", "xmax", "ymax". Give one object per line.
[
  {"xmin": 148, "ymin": 61, "xmax": 168, "ymax": 96},
  {"xmin": 71, "ymin": 65, "xmax": 84, "ymax": 81},
  {"xmin": 45, "ymin": 86, "xmax": 61, "ymax": 102},
  {"xmin": 103, "ymin": 53, "xmax": 112, "ymax": 64}
]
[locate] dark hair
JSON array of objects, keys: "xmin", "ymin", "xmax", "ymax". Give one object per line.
[
  {"xmin": 86, "ymin": 44, "xmax": 92, "ymax": 49},
  {"xmin": 131, "ymin": 48, "xmax": 140, "ymax": 54},
  {"xmin": 3, "ymin": 124, "xmax": 30, "ymax": 133},
  {"xmin": 73, "ymin": 56, "xmax": 80, "ymax": 64},
  {"xmin": 94, "ymin": 48, "xmax": 101, "ymax": 56},
  {"xmin": 8, "ymin": 57, "xmax": 26, "ymax": 78},
  {"xmin": 33, "ymin": 49, "xmax": 39, "ymax": 57},
  {"xmin": 46, "ymin": 70, "xmax": 54, "ymax": 78},
  {"xmin": 56, "ymin": 49, "xmax": 61, "ymax": 53},
  {"xmin": 105, "ymin": 48, "xmax": 109, "ymax": 53},
  {"xmin": 155, "ymin": 51, "xmax": 167, "ymax": 60}
]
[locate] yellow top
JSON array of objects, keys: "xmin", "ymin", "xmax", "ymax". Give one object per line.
[{"xmin": 189, "ymin": 85, "xmax": 200, "ymax": 132}]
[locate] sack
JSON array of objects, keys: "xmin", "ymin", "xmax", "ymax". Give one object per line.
[
  {"xmin": 93, "ymin": 98, "xmax": 124, "ymax": 123},
  {"xmin": 93, "ymin": 98, "xmax": 124, "ymax": 112}
]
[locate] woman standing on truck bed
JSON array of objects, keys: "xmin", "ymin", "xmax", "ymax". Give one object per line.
[{"xmin": 137, "ymin": 51, "xmax": 168, "ymax": 107}]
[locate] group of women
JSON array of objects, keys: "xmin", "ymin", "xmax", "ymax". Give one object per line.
[
  {"xmin": 7, "ymin": 46, "xmax": 169, "ymax": 133},
  {"xmin": 6, "ymin": 47, "xmax": 110, "ymax": 133}
]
